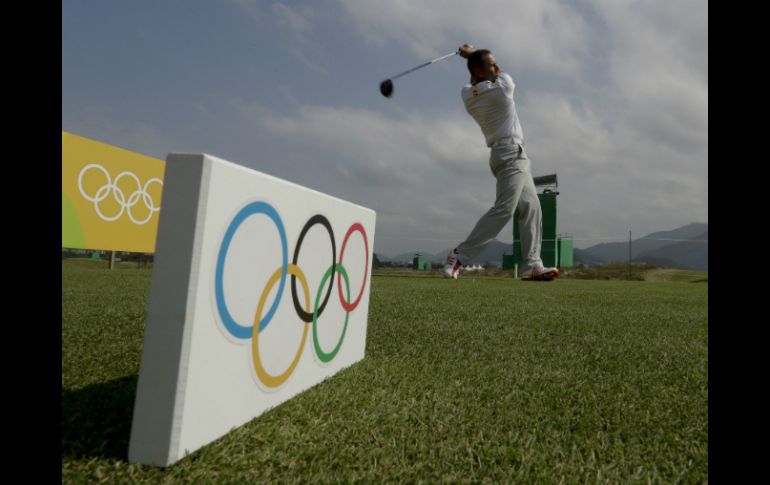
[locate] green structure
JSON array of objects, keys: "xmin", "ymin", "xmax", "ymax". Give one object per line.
[
  {"xmin": 502, "ymin": 253, "xmax": 516, "ymax": 270},
  {"xmin": 412, "ymin": 254, "xmax": 431, "ymax": 271},
  {"xmin": 558, "ymin": 238, "xmax": 573, "ymax": 267},
  {"xmin": 509, "ymin": 174, "xmax": 574, "ymax": 269}
]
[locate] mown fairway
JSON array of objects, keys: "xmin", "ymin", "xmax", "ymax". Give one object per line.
[{"xmin": 62, "ymin": 262, "xmax": 707, "ymax": 483}]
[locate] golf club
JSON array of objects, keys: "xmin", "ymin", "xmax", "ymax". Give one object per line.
[{"xmin": 380, "ymin": 50, "xmax": 459, "ymax": 98}]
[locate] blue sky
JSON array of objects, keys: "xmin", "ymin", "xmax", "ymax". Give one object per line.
[{"xmin": 62, "ymin": 0, "xmax": 708, "ymax": 257}]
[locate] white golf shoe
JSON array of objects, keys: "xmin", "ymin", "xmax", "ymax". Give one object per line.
[
  {"xmin": 521, "ymin": 264, "xmax": 560, "ymax": 281},
  {"xmin": 442, "ymin": 248, "xmax": 462, "ymax": 279}
]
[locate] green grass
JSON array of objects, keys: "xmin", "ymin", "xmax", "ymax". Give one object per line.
[
  {"xmin": 374, "ymin": 265, "xmax": 709, "ymax": 284},
  {"xmin": 643, "ymin": 269, "xmax": 708, "ymax": 283},
  {"xmin": 63, "ymin": 264, "xmax": 708, "ymax": 483},
  {"xmin": 61, "ymin": 257, "xmax": 153, "ymax": 271}
]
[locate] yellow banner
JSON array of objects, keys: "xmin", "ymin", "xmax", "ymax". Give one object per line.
[{"xmin": 62, "ymin": 131, "xmax": 165, "ymax": 252}]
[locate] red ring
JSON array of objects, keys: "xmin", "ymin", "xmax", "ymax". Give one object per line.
[{"xmin": 337, "ymin": 223, "xmax": 368, "ymax": 312}]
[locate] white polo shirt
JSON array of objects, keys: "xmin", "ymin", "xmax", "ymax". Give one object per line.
[{"xmin": 461, "ymin": 72, "xmax": 524, "ymax": 147}]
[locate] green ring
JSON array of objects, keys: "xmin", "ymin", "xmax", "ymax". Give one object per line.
[{"xmin": 313, "ymin": 263, "xmax": 350, "ymax": 363}]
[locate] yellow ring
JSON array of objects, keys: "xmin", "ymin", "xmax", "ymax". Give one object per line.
[{"xmin": 252, "ymin": 264, "xmax": 310, "ymax": 388}]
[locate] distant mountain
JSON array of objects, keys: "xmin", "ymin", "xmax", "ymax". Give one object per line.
[
  {"xmin": 419, "ymin": 241, "xmax": 512, "ymax": 267},
  {"xmin": 581, "ymin": 223, "xmax": 706, "ymax": 262},
  {"xmin": 634, "ymin": 231, "xmax": 708, "ymax": 270},
  {"xmin": 390, "ymin": 250, "xmax": 440, "ymax": 264},
  {"xmin": 459, "ymin": 240, "xmax": 512, "ymax": 267},
  {"xmin": 385, "ymin": 240, "xmax": 513, "ymax": 267},
  {"xmin": 380, "ymin": 223, "xmax": 708, "ymax": 270},
  {"xmin": 580, "ymin": 223, "xmax": 708, "ymax": 270},
  {"xmin": 573, "ymin": 248, "xmax": 604, "ymax": 266}
]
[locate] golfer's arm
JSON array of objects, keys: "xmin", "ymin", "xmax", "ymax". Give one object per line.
[{"xmin": 459, "ymin": 45, "xmax": 475, "ymax": 83}]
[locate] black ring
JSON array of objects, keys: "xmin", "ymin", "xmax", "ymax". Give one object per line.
[{"xmin": 291, "ymin": 214, "xmax": 336, "ymax": 322}]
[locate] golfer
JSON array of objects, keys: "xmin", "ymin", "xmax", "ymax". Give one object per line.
[{"xmin": 443, "ymin": 44, "xmax": 559, "ymax": 281}]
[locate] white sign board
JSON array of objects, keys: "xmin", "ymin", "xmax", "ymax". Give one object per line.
[{"xmin": 128, "ymin": 154, "xmax": 376, "ymax": 466}]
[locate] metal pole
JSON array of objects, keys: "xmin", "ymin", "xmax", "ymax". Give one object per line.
[
  {"xmin": 628, "ymin": 230, "xmax": 632, "ymax": 280},
  {"xmin": 109, "ymin": 250, "xmax": 116, "ymax": 270},
  {"xmin": 514, "ymin": 263, "xmax": 518, "ymax": 279}
]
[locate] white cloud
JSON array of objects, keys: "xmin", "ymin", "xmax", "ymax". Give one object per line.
[
  {"xmin": 62, "ymin": 105, "xmax": 184, "ymax": 160},
  {"xmin": 227, "ymin": 0, "xmax": 263, "ymax": 23},
  {"xmin": 592, "ymin": 0, "xmax": 708, "ymax": 150},
  {"xmin": 288, "ymin": 47, "xmax": 330, "ymax": 76},
  {"xmin": 228, "ymin": 1, "xmax": 329, "ymax": 75},
  {"xmin": 521, "ymin": 92, "xmax": 615, "ymax": 172},
  {"xmin": 272, "ymin": 3, "xmax": 314, "ymax": 36},
  {"xmin": 229, "ymin": 101, "xmax": 503, "ymax": 252},
  {"xmin": 71, "ymin": 1, "xmax": 707, "ymax": 257},
  {"xmin": 519, "ymin": 88, "xmax": 706, "ymax": 246},
  {"xmin": 230, "ymin": 69, "xmax": 707, "ymax": 254},
  {"xmin": 336, "ymin": 0, "xmax": 593, "ymax": 77},
  {"xmin": 258, "ymin": 104, "xmax": 487, "ymax": 178}
]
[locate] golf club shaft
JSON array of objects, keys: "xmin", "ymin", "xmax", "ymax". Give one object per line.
[{"xmin": 390, "ymin": 51, "xmax": 458, "ymax": 81}]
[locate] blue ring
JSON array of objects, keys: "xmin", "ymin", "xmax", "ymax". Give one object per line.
[{"xmin": 215, "ymin": 202, "xmax": 288, "ymax": 338}]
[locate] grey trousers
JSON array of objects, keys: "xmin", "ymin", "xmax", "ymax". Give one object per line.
[{"xmin": 456, "ymin": 142, "xmax": 543, "ymax": 270}]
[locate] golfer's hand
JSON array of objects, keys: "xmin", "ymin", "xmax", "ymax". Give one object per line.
[{"xmin": 459, "ymin": 44, "xmax": 475, "ymax": 59}]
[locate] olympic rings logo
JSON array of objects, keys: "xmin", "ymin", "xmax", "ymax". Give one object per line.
[
  {"xmin": 214, "ymin": 201, "xmax": 369, "ymax": 389},
  {"xmin": 77, "ymin": 164, "xmax": 163, "ymax": 225}
]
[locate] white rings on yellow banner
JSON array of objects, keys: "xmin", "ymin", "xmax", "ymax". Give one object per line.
[{"xmin": 77, "ymin": 163, "xmax": 163, "ymax": 225}]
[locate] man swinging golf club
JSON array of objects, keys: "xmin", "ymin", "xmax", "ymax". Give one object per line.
[{"xmin": 442, "ymin": 44, "xmax": 559, "ymax": 281}]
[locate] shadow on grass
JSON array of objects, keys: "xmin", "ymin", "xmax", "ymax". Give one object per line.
[{"xmin": 62, "ymin": 375, "xmax": 137, "ymax": 461}]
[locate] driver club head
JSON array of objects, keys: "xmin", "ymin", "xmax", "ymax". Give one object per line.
[{"xmin": 380, "ymin": 79, "xmax": 393, "ymax": 98}]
